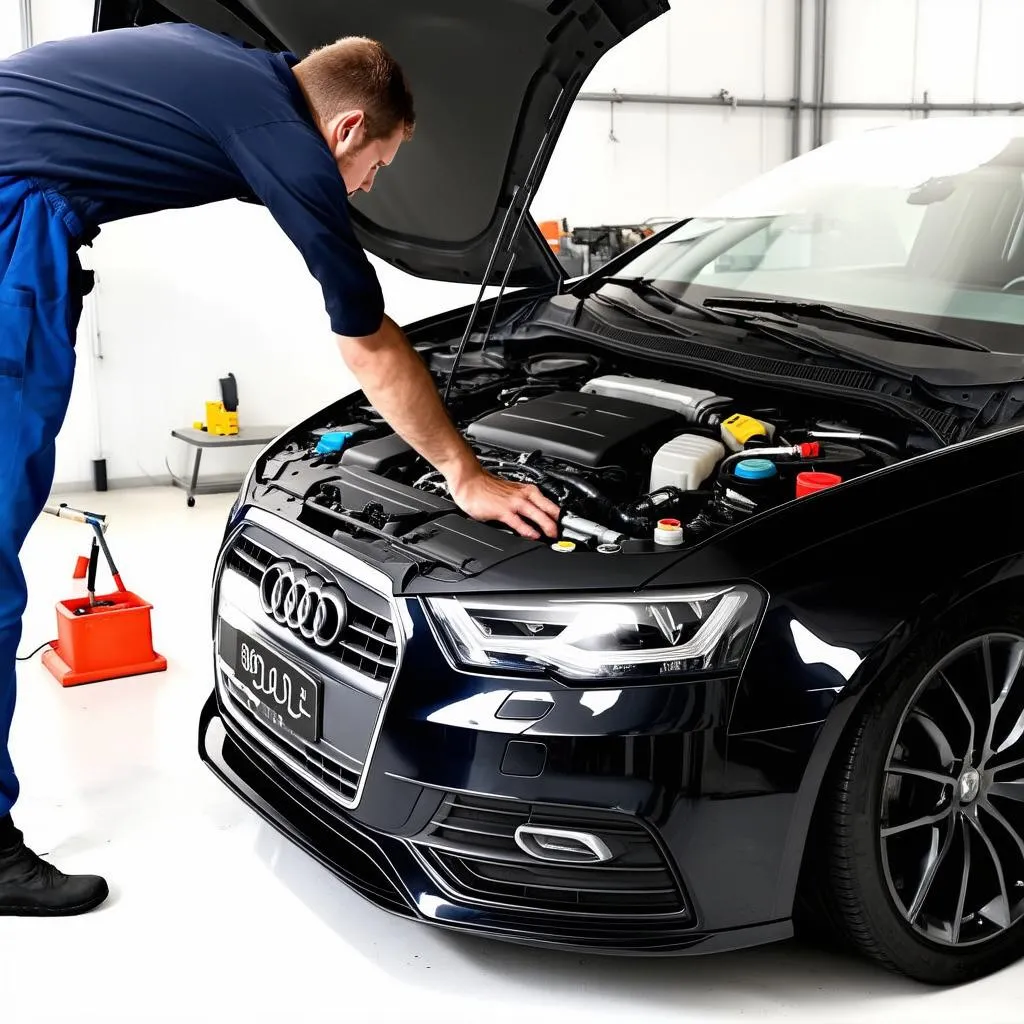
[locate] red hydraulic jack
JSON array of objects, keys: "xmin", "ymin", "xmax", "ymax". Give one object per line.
[{"xmin": 39, "ymin": 503, "xmax": 167, "ymax": 687}]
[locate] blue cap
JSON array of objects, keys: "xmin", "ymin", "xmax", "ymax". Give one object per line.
[
  {"xmin": 315, "ymin": 430, "xmax": 353, "ymax": 455},
  {"xmin": 734, "ymin": 458, "xmax": 777, "ymax": 480}
]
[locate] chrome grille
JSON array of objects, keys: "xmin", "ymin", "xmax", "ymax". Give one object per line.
[
  {"xmin": 221, "ymin": 674, "xmax": 360, "ymax": 800},
  {"xmin": 413, "ymin": 794, "xmax": 686, "ymax": 917},
  {"xmin": 215, "ymin": 511, "xmax": 405, "ymax": 812},
  {"xmin": 225, "ymin": 534, "xmax": 397, "ymax": 684}
]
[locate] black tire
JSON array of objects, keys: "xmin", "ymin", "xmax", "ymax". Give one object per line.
[{"xmin": 806, "ymin": 602, "xmax": 1024, "ymax": 985}]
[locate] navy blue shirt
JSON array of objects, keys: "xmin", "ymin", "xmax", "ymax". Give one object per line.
[{"xmin": 0, "ymin": 22, "xmax": 385, "ymax": 337}]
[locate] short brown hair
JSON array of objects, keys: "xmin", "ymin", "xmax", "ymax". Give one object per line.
[{"xmin": 294, "ymin": 36, "xmax": 415, "ymax": 142}]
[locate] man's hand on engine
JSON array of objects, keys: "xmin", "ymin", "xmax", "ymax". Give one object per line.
[
  {"xmin": 336, "ymin": 317, "xmax": 561, "ymax": 541},
  {"xmin": 449, "ymin": 470, "xmax": 561, "ymax": 540}
]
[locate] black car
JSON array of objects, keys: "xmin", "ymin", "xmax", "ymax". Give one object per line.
[{"xmin": 97, "ymin": 0, "xmax": 1024, "ymax": 987}]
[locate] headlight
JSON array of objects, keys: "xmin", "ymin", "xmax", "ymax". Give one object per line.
[{"xmin": 424, "ymin": 585, "xmax": 763, "ymax": 682}]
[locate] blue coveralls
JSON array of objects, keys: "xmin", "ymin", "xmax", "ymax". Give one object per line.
[
  {"xmin": 0, "ymin": 22, "xmax": 386, "ymax": 819},
  {"xmin": 0, "ymin": 177, "xmax": 83, "ymax": 815}
]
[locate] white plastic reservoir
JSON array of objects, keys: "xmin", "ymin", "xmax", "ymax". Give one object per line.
[{"xmin": 650, "ymin": 434, "xmax": 725, "ymax": 491}]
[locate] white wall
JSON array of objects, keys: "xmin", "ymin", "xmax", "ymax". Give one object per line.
[
  {"xmin": 16, "ymin": 0, "xmax": 494, "ymax": 490},
  {"xmin": 0, "ymin": 5, "xmax": 21, "ymax": 60},
  {"xmin": 534, "ymin": 0, "xmax": 795, "ymax": 224},
  {"xmin": 534, "ymin": 0, "xmax": 1024, "ymax": 222},
  {"xmin": 3, "ymin": 0, "xmax": 1023, "ymax": 490}
]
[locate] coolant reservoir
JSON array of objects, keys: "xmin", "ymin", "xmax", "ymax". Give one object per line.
[{"xmin": 650, "ymin": 434, "xmax": 725, "ymax": 491}]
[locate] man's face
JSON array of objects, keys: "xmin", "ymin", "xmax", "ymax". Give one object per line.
[{"xmin": 331, "ymin": 113, "xmax": 405, "ymax": 196}]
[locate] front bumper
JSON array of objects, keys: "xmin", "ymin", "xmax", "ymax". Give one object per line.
[
  {"xmin": 201, "ymin": 508, "xmax": 800, "ymax": 954},
  {"xmin": 199, "ymin": 692, "xmax": 791, "ymax": 955}
]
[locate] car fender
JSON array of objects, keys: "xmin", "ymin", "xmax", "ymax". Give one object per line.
[{"xmin": 769, "ymin": 549, "xmax": 1024, "ymax": 919}]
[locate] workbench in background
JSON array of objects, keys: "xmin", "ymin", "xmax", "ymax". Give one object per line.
[{"xmin": 170, "ymin": 425, "xmax": 284, "ymax": 506}]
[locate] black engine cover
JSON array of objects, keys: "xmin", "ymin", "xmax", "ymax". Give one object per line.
[{"xmin": 466, "ymin": 391, "xmax": 678, "ymax": 467}]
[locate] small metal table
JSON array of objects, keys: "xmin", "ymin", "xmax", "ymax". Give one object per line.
[{"xmin": 170, "ymin": 425, "xmax": 284, "ymax": 507}]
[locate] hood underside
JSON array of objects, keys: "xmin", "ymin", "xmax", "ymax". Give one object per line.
[{"xmin": 93, "ymin": 0, "xmax": 669, "ymax": 287}]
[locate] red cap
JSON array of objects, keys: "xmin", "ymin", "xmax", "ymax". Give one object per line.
[
  {"xmin": 657, "ymin": 518, "xmax": 681, "ymax": 528},
  {"xmin": 796, "ymin": 471, "xmax": 841, "ymax": 497},
  {"xmin": 798, "ymin": 441, "xmax": 821, "ymax": 458}
]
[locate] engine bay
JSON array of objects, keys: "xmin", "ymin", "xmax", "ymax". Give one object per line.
[{"xmin": 253, "ymin": 341, "xmax": 926, "ymax": 562}]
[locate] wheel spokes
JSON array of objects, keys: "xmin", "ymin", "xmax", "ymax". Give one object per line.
[
  {"xmin": 965, "ymin": 813, "xmax": 1012, "ymax": 930},
  {"xmin": 992, "ymin": 755, "xmax": 1024, "ymax": 776},
  {"xmin": 980, "ymin": 799, "xmax": 1024, "ymax": 867},
  {"xmin": 908, "ymin": 709, "xmax": 956, "ymax": 769},
  {"xmin": 952, "ymin": 816, "xmax": 972, "ymax": 944},
  {"xmin": 908, "ymin": 821, "xmax": 957, "ymax": 923},
  {"xmin": 881, "ymin": 631, "xmax": 1024, "ymax": 948},
  {"xmin": 996, "ymin": 705, "xmax": 1024, "ymax": 757},
  {"xmin": 886, "ymin": 763, "xmax": 956, "ymax": 786},
  {"xmin": 983, "ymin": 636, "xmax": 997, "ymax": 708},
  {"xmin": 881, "ymin": 806, "xmax": 954, "ymax": 839},
  {"xmin": 940, "ymin": 669, "xmax": 976, "ymax": 759},
  {"xmin": 984, "ymin": 639, "xmax": 1024, "ymax": 760},
  {"xmin": 989, "ymin": 780, "xmax": 1024, "ymax": 804}
]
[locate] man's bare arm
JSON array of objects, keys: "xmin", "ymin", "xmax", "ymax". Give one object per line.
[{"xmin": 336, "ymin": 315, "xmax": 561, "ymax": 539}]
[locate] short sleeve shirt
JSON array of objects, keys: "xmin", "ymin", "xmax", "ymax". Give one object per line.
[{"xmin": 0, "ymin": 21, "xmax": 385, "ymax": 337}]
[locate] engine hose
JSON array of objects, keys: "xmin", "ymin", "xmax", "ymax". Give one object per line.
[
  {"xmin": 474, "ymin": 460, "xmax": 567, "ymax": 506},
  {"xmin": 808, "ymin": 430, "xmax": 900, "ymax": 454},
  {"xmin": 436, "ymin": 458, "xmax": 685, "ymax": 540},
  {"xmin": 812, "ymin": 422, "xmax": 900, "ymax": 454},
  {"xmin": 612, "ymin": 487, "xmax": 686, "ymax": 535},
  {"xmin": 477, "ymin": 458, "xmax": 547, "ymax": 482},
  {"xmin": 543, "ymin": 469, "xmax": 613, "ymax": 510},
  {"xmin": 686, "ymin": 498, "xmax": 746, "ymax": 540},
  {"xmin": 543, "ymin": 472, "xmax": 685, "ymax": 537}
]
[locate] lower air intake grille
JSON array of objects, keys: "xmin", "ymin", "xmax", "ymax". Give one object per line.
[{"xmin": 414, "ymin": 794, "xmax": 685, "ymax": 917}]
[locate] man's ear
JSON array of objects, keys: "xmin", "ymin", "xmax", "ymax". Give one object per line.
[{"xmin": 335, "ymin": 110, "xmax": 365, "ymax": 149}]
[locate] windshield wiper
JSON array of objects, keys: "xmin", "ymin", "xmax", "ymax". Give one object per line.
[
  {"xmin": 587, "ymin": 290, "xmax": 696, "ymax": 338},
  {"xmin": 600, "ymin": 276, "xmax": 734, "ymax": 324},
  {"xmin": 702, "ymin": 296, "xmax": 989, "ymax": 352},
  {"xmin": 594, "ymin": 287, "xmax": 890, "ymax": 372}
]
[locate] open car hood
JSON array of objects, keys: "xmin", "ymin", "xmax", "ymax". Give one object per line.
[{"xmin": 93, "ymin": 0, "xmax": 668, "ymax": 287}]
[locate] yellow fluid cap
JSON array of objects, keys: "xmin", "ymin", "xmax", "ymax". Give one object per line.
[
  {"xmin": 722, "ymin": 413, "xmax": 766, "ymax": 448},
  {"xmin": 552, "ymin": 540, "xmax": 576, "ymax": 553}
]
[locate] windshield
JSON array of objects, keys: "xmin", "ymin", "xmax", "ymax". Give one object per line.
[{"xmin": 610, "ymin": 117, "xmax": 1024, "ymax": 352}]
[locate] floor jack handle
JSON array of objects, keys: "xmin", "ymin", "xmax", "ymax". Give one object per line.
[
  {"xmin": 43, "ymin": 503, "xmax": 109, "ymax": 532},
  {"xmin": 86, "ymin": 537, "xmax": 99, "ymax": 607},
  {"xmin": 88, "ymin": 516, "xmax": 125, "ymax": 593},
  {"xmin": 43, "ymin": 504, "xmax": 125, "ymax": 594}
]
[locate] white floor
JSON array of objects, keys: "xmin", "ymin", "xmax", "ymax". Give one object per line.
[{"xmin": 0, "ymin": 486, "xmax": 1019, "ymax": 1022}]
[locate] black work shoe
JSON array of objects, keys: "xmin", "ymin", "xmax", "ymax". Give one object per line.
[{"xmin": 0, "ymin": 816, "xmax": 108, "ymax": 916}]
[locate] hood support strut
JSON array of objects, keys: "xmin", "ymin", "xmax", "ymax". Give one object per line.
[{"xmin": 441, "ymin": 105, "xmax": 564, "ymax": 407}]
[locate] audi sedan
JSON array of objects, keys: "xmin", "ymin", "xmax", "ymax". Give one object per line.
[{"xmin": 95, "ymin": 0, "xmax": 1024, "ymax": 987}]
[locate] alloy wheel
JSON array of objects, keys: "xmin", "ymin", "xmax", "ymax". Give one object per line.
[{"xmin": 881, "ymin": 632, "xmax": 1024, "ymax": 947}]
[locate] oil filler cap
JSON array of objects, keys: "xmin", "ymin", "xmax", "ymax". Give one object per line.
[{"xmin": 734, "ymin": 458, "xmax": 777, "ymax": 480}]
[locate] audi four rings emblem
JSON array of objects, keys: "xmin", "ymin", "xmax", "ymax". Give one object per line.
[{"xmin": 259, "ymin": 560, "xmax": 348, "ymax": 648}]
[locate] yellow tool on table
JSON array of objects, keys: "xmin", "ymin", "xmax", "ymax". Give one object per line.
[{"xmin": 193, "ymin": 372, "xmax": 239, "ymax": 436}]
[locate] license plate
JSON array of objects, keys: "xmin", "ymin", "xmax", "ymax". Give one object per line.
[{"xmin": 225, "ymin": 626, "xmax": 322, "ymax": 744}]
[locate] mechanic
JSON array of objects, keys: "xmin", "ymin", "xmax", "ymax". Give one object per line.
[{"xmin": 0, "ymin": 22, "xmax": 561, "ymax": 917}]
